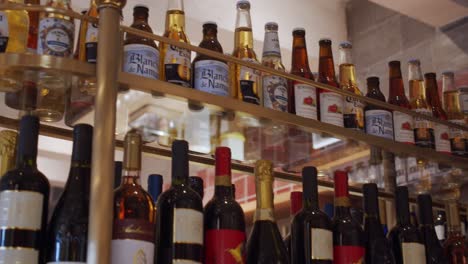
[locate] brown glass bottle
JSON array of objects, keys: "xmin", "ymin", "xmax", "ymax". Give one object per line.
[
  {"xmin": 77, "ymin": 0, "xmax": 98, "ymax": 63},
  {"xmin": 25, "ymin": 0, "xmax": 39, "ymax": 53},
  {"xmin": 444, "ymin": 200, "xmax": 468, "ymax": 263},
  {"xmin": 317, "ymin": 39, "xmax": 343, "ymax": 127},
  {"xmin": 364, "ymin": 77, "xmax": 394, "ymax": 139}
]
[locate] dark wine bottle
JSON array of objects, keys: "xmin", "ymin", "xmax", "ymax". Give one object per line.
[
  {"xmin": 246, "ymin": 160, "xmax": 289, "ymax": 264},
  {"xmin": 291, "ymin": 167, "xmax": 333, "ymax": 264},
  {"xmin": 0, "ymin": 115, "xmax": 50, "ymax": 264},
  {"xmin": 388, "ymin": 186, "xmax": 426, "ymax": 264},
  {"xmin": 155, "ymin": 140, "xmax": 204, "ymax": 263},
  {"xmin": 114, "ymin": 161, "xmax": 123, "ymax": 190},
  {"xmin": 435, "ymin": 210, "xmax": 447, "ymax": 244},
  {"xmin": 363, "ymin": 183, "xmax": 396, "ymax": 264},
  {"xmin": 148, "ymin": 174, "xmax": 163, "ymax": 204},
  {"xmin": 417, "ymin": 194, "xmax": 449, "ymax": 264},
  {"xmin": 189, "ymin": 176, "xmax": 204, "ymax": 200},
  {"xmin": 204, "ymin": 147, "xmax": 246, "ymax": 264},
  {"xmin": 332, "ymin": 170, "xmax": 365, "ymax": 264},
  {"xmin": 45, "ymin": 124, "xmax": 93, "ymax": 263},
  {"xmin": 284, "ymin": 191, "xmax": 303, "ymax": 257}
]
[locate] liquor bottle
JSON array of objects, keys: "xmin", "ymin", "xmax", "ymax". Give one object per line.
[
  {"xmin": 0, "ymin": 130, "xmax": 17, "ymax": 177},
  {"xmin": 435, "ymin": 210, "xmax": 447, "ymax": 244},
  {"xmin": 111, "ymin": 130, "xmax": 156, "ymax": 264},
  {"xmin": 189, "ymin": 176, "xmax": 204, "ymax": 200},
  {"xmin": 284, "ymin": 191, "xmax": 302, "ymax": 256},
  {"xmin": 291, "ymin": 167, "xmax": 333, "ymax": 264},
  {"xmin": 363, "ymin": 183, "xmax": 395, "ymax": 264},
  {"xmin": 160, "ymin": 0, "xmax": 191, "ymax": 87},
  {"xmin": 388, "ymin": 186, "xmax": 426, "ymax": 264},
  {"xmin": 46, "ymin": 124, "xmax": 93, "ymax": 263},
  {"xmin": 365, "ymin": 76, "xmax": 394, "ymax": 139},
  {"xmin": 73, "ymin": 8, "xmax": 87, "ymax": 59},
  {"xmin": 444, "ymin": 200, "xmax": 468, "ymax": 263},
  {"xmin": 148, "ymin": 174, "xmax": 163, "ymax": 204},
  {"xmin": 0, "ymin": 0, "xmax": 29, "ymax": 53},
  {"xmin": 123, "ymin": 5, "xmax": 159, "ymax": 80},
  {"xmin": 246, "ymin": 160, "xmax": 289, "ymax": 263},
  {"xmin": 204, "ymin": 147, "xmax": 246, "ymax": 264},
  {"xmin": 25, "ymin": 0, "xmax": 38, "ymax": 53},
  {"xmin": 408, "ymin": 59, "xmax": 434, "ymax": 148},
  {"xmin": 289, "ymin": 28, "xmax": 317, "ymax": 120},
  {"xmin": 332, "ymin": 170, "xmax": 365, "ymax": 263},
  {"xmin": 232, "ymin": 0, "xmax": 261, "ymax": 105},
  {"xmin": 261, "ymin": 22, "xmax": 288, "ymax": 112},
  {"xmin": 443, "ymin": 72, "xmax": 467, "ymax": 156},
  {"xmin": 417, "ymin": 194, "xmax": 449, "ymax": 264},
  {"xmin": 156, "ymin": 140, "xmax": 203, "ymax": 263},
  {"xmin": 388, "ymin": 61, "xmax": 415, "ymax": 144},
  {"xmin": 339, "ymin": 41, "xmax": 364, "ymax": 131},
  {"xmin": 192, "ymin": 22, "xmax": 229, "ymax": 96},
  {"xmin": 77, "ymin": 0, "xmax": 98, "ymax": 63},
  {"xmin": 0, "ymin": 115, "xmax": 50, "ymax": 263},
  {"xmin": 425, "ymin": 72, "xmax": 451, "ymax": 154},
  {"xmin": 114, "ymin": 161, "xmax": 122, "ymax": 190}
]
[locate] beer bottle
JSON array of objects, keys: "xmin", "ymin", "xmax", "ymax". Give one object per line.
[
  {"xmin": 408, "ymin": 59, "xmax": 434, "ymax": 149},
  {"xmin": 123, "ymin": 5, "xmax": 159, "ymax": 80},
  {"xmin": 261, "ymin": 22, "xmax": 288, "ymax": 112},
  {"xmin": 77, "ymin": 0, "xmax": 98, "ymax": 63},
  {"xmin": 25, "ymin": 0, "xmax": 38, "ymax": 53},
  {"xmin": 0, "ymin": 0, "xmax": 29, "ymax": 53},
  {"xmin": 388, "ymin": 61, "xmax": 415, "ymax": 144},
  {"xmin": 73, "ymin": 9, "xmax": 87, "ymax": 59},
  {"xmin": 364, "ymin": 77, "xmax": 394, "ymax": 140},
  {"xmin": 424, "ymin": 73, "xmax": 451, "ymax": 154},
  {"xmin": 339, "ymin": 41, "xmax": 364, "ymax": 131},
  {"xmin": 317, "ymin": 39, "xmax": 343, "ymax": 127},
  {"xmin": 289, "ymin": 28, "xmax": 317, "ymax": 120},
  {"xmin": 160, "ymin": 0, "xmax": 191, "ymax": 87},
  {"xmin": 231, "ymin": 0, "xmax": 261, "ymax": 105}
]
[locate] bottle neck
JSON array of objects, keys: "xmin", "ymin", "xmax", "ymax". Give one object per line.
[
  {"xmin": 121, "ymin": 169, "xmax": 141, "ymax": 186},
  {"xmin": 165, "ymin": 3, "xmax": 185, "ymax": 32},
  {"xmin": 396, "ymin": 201, "xmax": 410, "ymax": 225},
  {"xmin": 64, "ymin": 160, "xmax": 91, "ymax": 194},
  {"xmin": 334, "ymin": 196, "xmax": 352, "ymax": 217},
  {"xmin": 426, "ymin": 78, "xmax": 444, "ymax": 111},
  {"xmin": 254, "ymin": 179, "xmax": 275, "ymax": 222},
  {"xmin": 304, "ymin": 197, "xmax": 319, "ymax": 210},
  {"xmin": 444, "ymin": 91, "xmax": 463, "ymax": 116},
  {"xmin": 446, "ymin": 201, "xmax": 462, "ymax": 234},
  {"xmin": 214, "ymin": 185, "xmax": 232, "ymax": 199},
  {"xmin": 202, "ymin": 29, "xmax": 218, "ymax": 41},
  {"xmin": 389, "ymin": 77, "xmax": 408, "ymax": 105},
  {"xmin": 133, "ymin": 13, "xmax": 149, "ymax": 24},
  {"xmin": 16, "ymin": 154, "xmax": 37, "ymax": 168},
  {"xmin": 235, "ymin": 8, "xmax": 253, "ymax": 50},
  {"xmin": 291, "ymin": 36, "xmax": 311, "ymax": 73},
  {"xmin": 339, "ymin": 64, "xmax": 358, "ymax": 89},
  {"xmin": 262, "ymin": 31, "xmax": 281, "ymax": 59},
  {"xmin": 442, "ymin": 74, "xmax": 456, "ymax": 93},
  {"xmin": 318, "ymin": 45, "xmax": 337, "ymax": 84},
  {"xmin": 408, "ymin": 63, "xmax": 426, "ymax": 102}
]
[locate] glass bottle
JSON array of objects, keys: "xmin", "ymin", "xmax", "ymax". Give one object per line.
[
  {"xmin": 317, "ymin": 39, "xmax": 344, "ymax": 127},
  {"xmin": 365, "ymin": 76, "xmax": 394, "ymax": 139},
  {"xmin": 435, "ymin": 210, "xmax": 448, "ymax": 244},
  {"xmin": 443, "ymin": 72, "xmax": 467, "ymax": 156},
  {"xmin": 284, "ymin": 191, "xmax": 302, "ymax": 256},
  {"xmin": 261, "ymin": 22, "xmax": 288, "ymax": 112},
  {"xmin": 231, "ymin": 0, "xmax": 261, "ymax": 105},
  {"xmin": 444, "ymin": 200, "xmax": 468, "ymax": 263},
  {"xmin": 114, "ymin": 161, "xmax": 122, "ymax": 190},
  {"xmin": 148, "ymin": 174, "xmax": 163, "ymax": 205},
  {"xmin": 0, "ymin": 0, "xmax": 29, "ymax": 53},
  {"xmin": 111, "ymin": 130, "xmax": 156, "ymax": 264},
  {"xmin": 0, "ymin": 130, "xmax": 17, "ymax": 177},
  {"xmin": 160, "ymin": 0, "xmax": 191, "ymax": 87},
  {"xmin": 189, "ymin": 176, "xmax": 204, "ymax": 200},
  {"xmin": 77, "ymin": 0, "xmax": 98, "ymax": 63},
  {"xmin": 25, "ymin": 0, "xmax": 38, "ymax": 53},
  {"xmin": 339, "ymin": 41, "xmax": 364, "ymax": 131}
]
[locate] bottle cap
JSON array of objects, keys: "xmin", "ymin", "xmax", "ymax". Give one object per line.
[
  {"xmin": 363, "ymin": 183, "xmax": 379, "ymax": 215},
  {"xmin": 339, "ymin": 41, "xmax": 352, "ymax": 49},
  {"xmin": 366, "ymin": 76, "xmax": 379, "ymax": 86},
  {"xmin": 255, "ymin": 160, "xmax": 273, "ymax": 182},
  {"xmin": 293, "ymin": 27, "xmax": 305, "ymax": 32},
  {"xmin": 265, "ymin": 22, "xmax": 278, "ymax": 30},
  {"xmin": 424, "ymin": 72, "xmax": 436, "ymax": 79},
  {"xmin": 203, "ymin": 21, "xmax": 218, "ymax": 27},
  {"xmin": 18, "ymin": 115, "xmax": 40, "ymax": 158},
  {"xmin": 417, "ymin": 194, "xmax": 434, "ymax": 225},
  {"xmin": 215, "ymin": 147, "xmax": 231, "ymax": 177},
  {"xmin": 123, "ymin": 129, "xmax": 142, "ymax": 171},
  {"xmin": 71, "ymin": 124, "xmax": 93, "ymax": 162},
  {"xmin": 189, "ymin": 176, "xmax": 204, "ymax": 198},
  {"xmin": 389, "ymin": 60, "xmax": 401, "ymax": 67},
  {"xmin": 290, "ymin": 191, "xmax": 303, "ymax": 215},
  {"xmin": 172, "ymin": 140, "xmax": 189, "ymax": 180},
  {"xmin": 319, "ymin": 38, "xmax": 332, "ymax": 45},
  {"xmin": 302, "ymin": 166, "xmax": 318, "ymax": 201},
  {"xmin": 334, "ymin": 170, "xmax": 349, "ymax": 198},
  {"xmin": 237, "ymin": 0, "xmax": 250, "ymax": 9},
  {"xmin": 134, "ymin": 4, "xmax": 149, "ymax": 11},
  {"xmin": 408, "ymin": 58, "xmax": 421, "ymax": 65},
  {"xmin": 148, "ymin": 174, "xmax": 163, "ymax": 202}
]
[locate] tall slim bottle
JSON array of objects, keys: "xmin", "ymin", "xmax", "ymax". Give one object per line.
[
  {"xmin": 364, "ymin": 76, "xmax": 394, "ymax": 139},
  {"xmin": 284, "ymin": 191, "xmax": 302, "ymax": 255},
  {"xmin": 148, "ymin": 174, "xmax": 163, "ymax": 204},
  {"xmin": 261, "ymin": 22, "xmax": 288, "ymax": 112},
  {"xmin": 77, "ymin": 0, "xmax": 98, "ymax": 63},
  {"xmin": 339, "ymin": 41, "xmax": 364, "ymax": 131},
  {"xmin": 444, "ymin": 200, "xmax": 468, "ymax": 263},
  {"xmin": 160, "ymin": 0, "xmax": 191, "ymax": 87},
  {"xmin": 0, "ymin": 130, "xmax": 17, "ymax": 177},
  {"xmin": 204, "ymin": 147, "xmax": 246, "ymax": 264},
  {"xmin": 156, "ymin": 140, "xmax": 204, "ymax": 263},
  {"xmin": 425, "ymin": 72, "xmax": 451, "ymax": 154},
  {"xmin": 0, "ymin": 0, "xmax": 29, "ymax": 53},
  {"xmin": 291, "ymin": 167, "xmax": 333, "ymax": 264},
  {"xmin": 232, "ymin": 0, "xmax": 261, "ymax": 105},
  {"xmin": 443, "ymin": 72, "xmax": 467, "ymax": 156},
  {"xmin": 0, "ymin": 115, "xmax": 50, "ymax": 264},
  {"xmin": 111, "ymin": 130, "xmax": 156, "ymax": 264},
  {"xmin": 46, "ymin": 124, "xmax": 93, "ymax": 263},
  {"xmin": 246, "ymin": 160, "xmax": 289, "ymax": 263}
]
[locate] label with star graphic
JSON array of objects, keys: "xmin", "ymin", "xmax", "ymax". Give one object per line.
[{"xmin": 205, "ymin": 229, "xmax": 246, "ymax": 264}]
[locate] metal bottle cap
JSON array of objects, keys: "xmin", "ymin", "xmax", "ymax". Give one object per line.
[{"xmin": 123, "ymin": 129, "xmax": 142, "ymax": 171}]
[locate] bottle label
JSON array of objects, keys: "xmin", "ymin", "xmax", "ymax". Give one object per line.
[
  {"xmin": 435, "ymin": 225, "xmax": 445, "ymax": 240},
  {"xmin": 0, "ymin": 249, "xmax": 39, "ymax": 264},
  {"xmin": 263, "ymin": 75, "xmax": 288, "ymax": 112},
  {"xmin": 414, "ymin": 109, "xmax": 433, "ymax": 129},
  {"xmin": 393, "ymin": 112, "xmax": 415, "ymax": 144},
  {"xmin": 85, "ymin": 22, "xmax": 98, "ymax": 63},
  {"xmin": 204, "ymin": 229, "xmax": 246, "ymax": 264},
  {"xmin": 262, "ymin": 31, "xmax": 281, "ymax": 57},
  {"xmin": 310, "ymin": 228, "xmax": 333, "ymax": 260},
  {"xmin": 164, "ymin": 45, "xmax": 191, "ymax": 87},
  {"xmin": 414, "ymin": 109, "xmax": 434, "ymax": 146},
  {"xmin": 402, "ymin": 242, "xmax": 426, "ymax": 264},
  {"xmin": 123, "ymin": 44, "xmax": 160, "ymax": 80},
  {"xmin": 344, "ymin": 96, "xmax": 364, "ymax": 130},
  {"xmin": 193, "ymin": 60, "xmax": 229, "ymax": 96},
  {"xmin": 333, "ymin": 245, "xmax": 365, "ymax": 264},
  {"xmin": 449, "ymin": 119, "xmax": 466, "ymax": 155},
  {"xmin": 111, "ymin": 219, "xmax": 155, "ymax": 264},
  {"xmin": 320, "ymin": 92, "xmax": 344, "ymax": 127},
  {"xmin": 365, "ymin": 109, "xmax": 394, "ymax": 139},
  {"xmin": 173, "ymin": 208, "xmax": 203, "ymax": 245},
  {"xmin": 0, "ymin": 11, "xmax": 9, "ymax": 52},
  {"xmin": 47, "ymin": 262, "xmax": 86, "ymax": 264},
  {"xmin": 38, "ymin": 18, "xmax": 74, "ymax": 57},
  {"xmin": 434, "ymin": 123, "xmax": 451, "ymax": 153},
  {"xmin": 239, "ymin": 58, "xmax": 260, "ymax": 105},
  {"xmin": 460, "ymin": 93, "xmax": 468, "ymax": 114},
  {"xmin": 294, "ymin": 83, "xmax": 317, "ymax": 120}
]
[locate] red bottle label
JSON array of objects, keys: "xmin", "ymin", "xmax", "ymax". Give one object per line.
[
  {"xmin": 333, "ymin": 245, "xmax": 365, "ymax": 264},
  {"xmin": 205, "ymin": 229, "xmax": 246, "ymax": 264}
]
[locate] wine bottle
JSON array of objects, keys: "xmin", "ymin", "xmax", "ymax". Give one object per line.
[
  {"xmin": 363, "ymin": 183, "xmax": 395, "ymax": 264},
  {"xmin": 148, "ymin": 174, "xmax": 163, "ymax": 204},
  {"xmin": 189, "ymin": 176, "xmax": 204, "ymax": 200},
  {"xmin": 332, "ymin": 170, "xmax": 365, "ymax": 264},
  {"xmin": 114, "ymin": 161, "xmax": 122, "ymax": 190},
  {"xmin": 156, "ymin": 140, "xmax": 204, "ymax": 263},
  {"xmin": 291, "ymin": 167, "xmax": 333, "ymax": 264},
  {"xmin": 0, "ymin": 115, "xmax": 50, "ymax": 264},
  {"xmin": 435, "ymin": 210, "xmax": 447, "ymax": 244},
  {"xmin": 417, "ymin": 194, "xmax": 449, "ymax": 263},
  {"xmin": 388, "ymin": 186, "xmax": 426, "ymax": 264},
  {"xmin": 284, "ymin": 191, "xmax": 302, "ymax": 256},
  {"xmin": 443, "ymin": 200, "xmax": 468, "ymax": 263},
  {"xmin": 111, "ymin": 130, "xmax": 156, "ymax": 264},
  {"xmin": 45, "ymin": 124, "xmax": 93, "ymax": 263},
  {"xmin": 204, "ymin": 147, "xmax": 246, "ymax": 264},
  {"xmin": 246, "ymin": 160, "xmax": 289, "ymax": 264}
]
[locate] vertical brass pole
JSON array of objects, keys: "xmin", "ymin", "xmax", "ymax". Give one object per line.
[{"xmin": 87, "ymin": 0, "xmax": 125, "ymax": 263}]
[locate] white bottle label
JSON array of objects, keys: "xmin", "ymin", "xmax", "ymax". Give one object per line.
[
  {"xmin": 435, "ymin": 225, "xmax": 445, "ymax": 240},
  {"xmin": 319, "ymin": 92, "xmax": 344, "ymax": 127},
  {"xmin": 262, "ymin": 31, "xmax": 281, "ymax": 57},
  {"xmin": 263, "ymin": 75, "xmax": 288, "ymax": 112},
  {"xmin": 239, "ymin": 58, "xmax": 261, "ymax": 105},
  {"xmin": 173, "ymin": 208, "xmax": 203, "ymax": 245},
  {"xmin": 395, "ymin": 155, "xmax": 407, "ymax": 185},
  {"xmin": 310, "ymin": 228, "xmax": 333, "ymax": 260},
  {"xmin": 85, "ymin": 22, "xmax": 98, "ymax": 63},
  {"xmin": 193, "ymin": 60, "xmax": 229, "ymax": 96},
  {"xmin": 123, "ymin": 44, "xmax": 160, "ymax": 80},
  {"xmin": 365, "ymin": 109, "xmax": 394, "ymax": 139},
  {"xmin": 0, "ymin": 11, "xmax": 9, "ymax": 52},
  {"xmin": 393, "ymin": 112, "xmax": 415, "ymax": 144},
  {"xmin": 414, "ymin": 109, "xmax": 433, "ymax": 129},
  {"xmin": 402, "ymin": 242, "xmax": 426, "ymax": 264},
  {"xmin": 38, "ymin": 17, "xmax": 74, "ymax": 57},
  {"xmin": 111, "ymin": 240, "xmax": 155, "ymax": 264},
  {"xmin": 0, "ymin": 248, "xmax": 39, "ymax": 264},
  {"xmin": 0, "ymin": 190, "xmax": 44, "ymax": 229},
  {"xmin": 406, "ymin": 156, "xmax": 419, "ymax": 182},
  {"xmin": 164, "ymin": 45, "xmax": 191, "ymax": 87},
  {"xmin": 434, "ymin": 123, "xmax": 451, "ymax": 153},
  {"xmin": 294, "ymin": 83, "xmax": 317, "ymax": 120}
]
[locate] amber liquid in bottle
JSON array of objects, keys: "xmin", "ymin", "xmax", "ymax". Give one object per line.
[
  {"xmin": 444, "ymin": 201, "xmax": 468, "ymax": 263},
  {"xmin": 77, "ymin": 0, "xmax": 98, "ymax": 63},
  {"xmin": 443, "ymin": 72, "xmax": 467, "ymax": 156}
]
